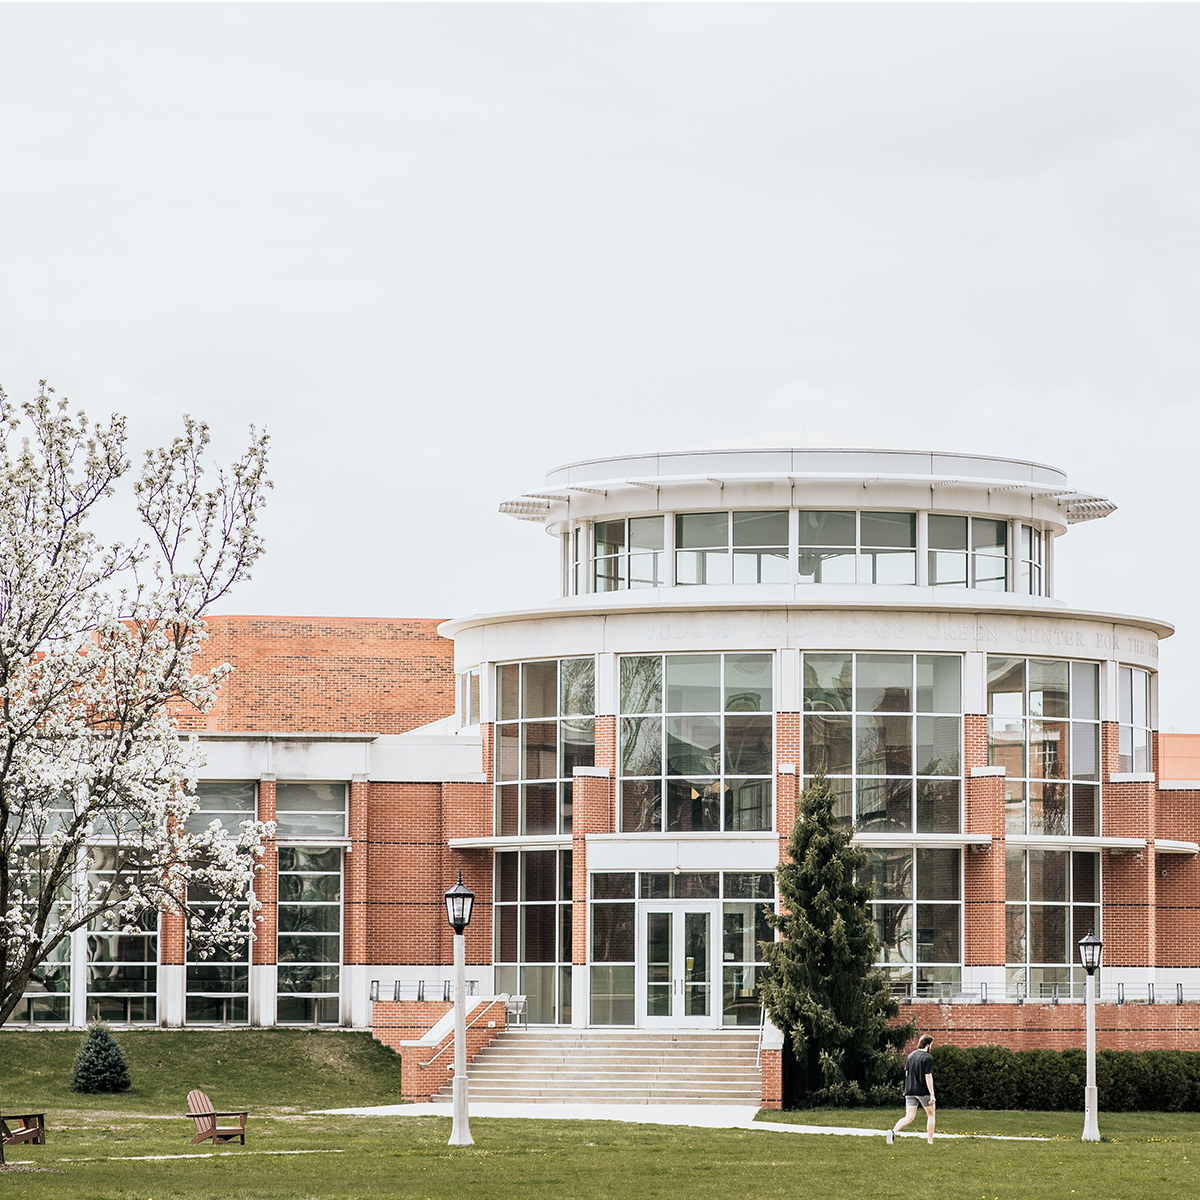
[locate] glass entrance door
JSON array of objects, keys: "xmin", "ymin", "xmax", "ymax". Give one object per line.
[{"xmin": 638, "ymin": 904, "xmax": 720, "ymax": 1028}]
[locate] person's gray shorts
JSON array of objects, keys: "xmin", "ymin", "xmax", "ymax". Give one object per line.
[{"xmin": 904, "ymin": 1095, "xmax": 934, "ymax": 1110}]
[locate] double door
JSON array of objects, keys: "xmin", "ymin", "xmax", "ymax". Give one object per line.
[{"xmin": 637, "ymin": 902, "xmax": 721, "ymax": 1028}]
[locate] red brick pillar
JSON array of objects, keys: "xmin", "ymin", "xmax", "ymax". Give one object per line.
[
  {"xmin": 345, "ymin": 776, "xmax": 369, "ymax": 967},
  {"xmin": 775, "ymin": 712, "xmax": 801, "ymax": 859},
  {"xmin": 160, "ymin": 909, "xmax": 186, "ymax": 966},
  {"xmin": 964, "ymin": 764, "xmax": 1006, "ymax": 969},
  {"xmin": 254, "ymin": 776, "xmax": 277, "ymax": 967},
  {"xmin": 572, "ymin": 767, "xmax": 614, "ymax": 964}
]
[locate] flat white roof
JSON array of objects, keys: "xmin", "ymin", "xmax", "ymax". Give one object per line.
[{"xmin": 501, "ymin": 446, "xmax": 1114, "ymax": 527}]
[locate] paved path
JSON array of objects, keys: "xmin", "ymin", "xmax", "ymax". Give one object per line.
[{"xmin": 317, "ymin": 1102, "xmax": 1050, "ymax": 1141}]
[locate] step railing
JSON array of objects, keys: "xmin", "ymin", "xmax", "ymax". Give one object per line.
[{"xmin": 418, "ymin": 997, "xmax": 508, "ymax": 1069}]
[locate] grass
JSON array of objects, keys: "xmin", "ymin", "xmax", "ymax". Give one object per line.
[
  {"xmin": 2, "ymin": 1031, "xmax": 1198, "ymax": 1199},
  {"xmin": 757, "ymin": 1106, "xmax": 1200, "ymax": 1140},
  {"xmin": 0, "ymin": 1028, "xmax": 405, "ymax": 1113}
]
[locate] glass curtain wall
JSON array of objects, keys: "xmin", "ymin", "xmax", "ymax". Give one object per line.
[
  {"xmin": 593, "ymin": 517, "xmax": 665, "ymax": 591},
  {"xmin": 86, "ymin": 847, "xmax": 158, "ymax": 1022},
  {"xmin": 987, "ymin": 658, "xmax": 1100, "ymax": 835},
  {"xmin": 186, "ymin": 881, "xmax": 251, "ymax": 1023},
  {"xmin": 863, "ymin": 848, "xmax": 962, "ymax": 995},
  {"xmin": 675, "ymin": 511, "xmax": 789, "ymax": 586},
  {"xmin": 495, "ymin": 658, "xmax": 596, "ymax": 836},
  {"xmin": 183, "ymin": 778, "xmax": 256, "ymax": 1023},
  {"xmin": 573, "ymin": 510, "xmax": 1048, "ymax": 595},
  {"xmin": 619, "ymin": 653, "xmax": 773, "ymax": 833},
  {"xmin": 493, "ymin": 849, "xmax": 572, "ymax": 1024},
  {"xmin": 798, "ymin": 511, "xmax": 916, "ymax": 584},
  {"xmin": 276, "ymin": 845, "xmax": 342, "ymax": 1024},
  {"xmin": 590, "ymin": 873, "xmax": 636, "ymax": 1025},
  {"xmin": 1118, "ymin": 666, "xmax": 1152, "ymax": 773},
  {"xmin": 588, "ymin": 871, "xmax": 775, "ymax": 1027},
  {"xmin": 13, "ymin": 846, "xmax": 72, "ymax": 1023},
  {"xmin": 1005, "ymin": 850, "xmax": 1099, "ymax": 999},
  {"xmin": 802, "ymin": 653, "xmax": 962, "ymax": 832}
]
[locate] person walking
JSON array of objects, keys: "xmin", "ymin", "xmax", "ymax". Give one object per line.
[{"xmin": 886, "ymin": 1034, "xmax": 936, "ymax": 1145}]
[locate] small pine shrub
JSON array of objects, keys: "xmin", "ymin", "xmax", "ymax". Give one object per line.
[{"xmin": 70, "ymin": 1021, "xmax": 132, "ymax": 1093}]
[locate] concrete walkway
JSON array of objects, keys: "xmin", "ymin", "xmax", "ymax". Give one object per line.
[{"xmin": 317, "ymin": 1102, "xmax": 1050, "ymax": 1141}]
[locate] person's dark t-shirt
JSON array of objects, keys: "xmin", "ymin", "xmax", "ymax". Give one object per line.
[{"xmin": 904, "ymin": 1049, "xmax": 934, "ymax": 1097}]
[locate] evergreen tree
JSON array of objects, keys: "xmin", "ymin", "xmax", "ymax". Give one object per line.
[
  {"xmin": 69, "ymin": 1021, "xmax": 132, "ymax": 1093},
  {"xmin": 759, "ymin": 775, "xmax": 913, "ymax": 1105}
]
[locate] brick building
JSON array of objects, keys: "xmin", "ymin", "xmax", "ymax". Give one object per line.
[{"xmin": 21, "ymin": 447, "xmax": 1200, "ymax": 1058}]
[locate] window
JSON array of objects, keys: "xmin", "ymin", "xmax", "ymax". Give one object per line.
[
  {"xmin": 592, "ymin": 516, "xmax": 665, "ymax": 592},
  {"xmin": 276, "ymin": 846, "xmax": 341, "ymax": 1024},
  {"xmin": 860, "ymin": 512, "xmax": 917, "ymax": 585},
  {"xmin": 494, "ymin": 849, "xmax": 572, "ymax": 1025},
  {"xmin": 619, "ymin": 653, "xmax": 773, "ymax": 833},
  {"xmin": 1006, "ymin": 849, "xmax": 1099, "ymax": 1000},
  {"xmin": 460, "ymin": 669, "xmax": 480, "ymax": 727},
  {"xmin": 590, "ymin": 872, "xmax": 636, "ymax": 1026},
  {"xmin": 186, "ymin": 879, "xmax": 250, "ymax": 1024},
  {"xmin": 676, "ymin": 512, "xmax": 787, "ymax": 586},
  {"xmin": 799, "ymin": 511, "xmax": 915, "ymax": 585},
  {"xmin": 86, "ymin": 847, "xmax": 158, "ymax": 1023},
  {"xmin": 1017, "ymin": 524, "xmax": 1045, "ymax": 596},
  {"xmin": 275, "ymin": 782, "xmax": 347, "ymax": 840},
  {"xmin": 495, "ymin": 658, "xmax": 595, "ymax": 836},
  {"xmin": 928, "ymin": 515, "xmax": 1010, "ymax": 591},
  {"xmin": 13, "ymin": 847, "xmax": 71, "ymax": 1023},
  {"xmin": 802, "ymin": 653, "xmax": 962, "ymax": 833},
  {"xmin": 720, "ymin": 871, "xmax": 774, "ymax": 1026},
  {"xmin": 864, "ymin": 848, "xmax": 961, "ymax": 995},
  {"xmin": 185, "ymin": 780, "xmax": 256, "ymax": 835},
  {"xmin": 1118, "ymin": 666, "xmax": 1152, "ymax": 773},
  {"xmin": 987, "ymin": 658, "xmax": 1100, "ymax": 836}
]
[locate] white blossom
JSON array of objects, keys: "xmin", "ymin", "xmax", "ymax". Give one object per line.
[{"xmin": 0, "ymin": 383, "xmax": 272, "ymax": 1024}]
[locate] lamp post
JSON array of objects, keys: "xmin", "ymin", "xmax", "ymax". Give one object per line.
[
  {"xmin": 1078, "ymin": 929, "xmax": 1103, "ymax": 1143},
  {"xmin": 445, "ymin": 871, "xmax": 475, "ymax": 1147}
]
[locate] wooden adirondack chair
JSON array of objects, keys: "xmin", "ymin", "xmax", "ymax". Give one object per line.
[
  {"xmin": 186, "ymin": 1090, "xmax": 248, "ymax": 1145},
  {"xmin": 1, "ymin": 1112, "xmax": 46, "ymax": 1146}
]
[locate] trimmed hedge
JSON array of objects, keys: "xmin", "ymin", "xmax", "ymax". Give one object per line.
[{"xmin": 932, "ymin": 1045, "xmax": 1200, "ymax": 1112}]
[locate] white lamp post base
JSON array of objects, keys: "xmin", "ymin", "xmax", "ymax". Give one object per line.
[
  {"xmin": 449, "ymin": 1075, "xmax": 473, "ymax": 1146},
  {"xmin": 1082, "ymin": 1085, "xmax": 1100, "ymax": 1142}
]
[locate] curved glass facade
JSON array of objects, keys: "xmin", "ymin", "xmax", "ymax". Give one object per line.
[{"xmin": 568, "ymin": 509, "xmax": 1051, "ymax": 597}]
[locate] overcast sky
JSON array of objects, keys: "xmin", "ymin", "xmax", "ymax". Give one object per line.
[{"xmin": 3, "ymin": 4, "xmax": 1199, "ymax": 727}]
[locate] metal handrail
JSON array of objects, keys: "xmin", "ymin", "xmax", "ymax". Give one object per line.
[{"xmin": 418, "ymin": 997, "xmax": 507, "ymax": 1069}]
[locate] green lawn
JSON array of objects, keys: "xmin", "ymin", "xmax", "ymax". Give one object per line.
[
  {"xmin": 0, "ymin": 1028, "xmax": 405, "ymax": 1113},
  {"xmin": 2, "ymin": 1030, "xmax": 1198, "ymax": 1198},
  {"xmin": 758, "ymin": 1106, "xmax": 1200, "ymax": 1141}
]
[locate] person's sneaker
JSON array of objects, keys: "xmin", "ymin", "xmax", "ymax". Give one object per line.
[{"xmin": 885, "ymin": 1129, "xmax": 895, "ymax": 1145}]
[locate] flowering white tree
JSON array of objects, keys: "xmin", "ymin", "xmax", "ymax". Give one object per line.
[{"xmin": 0, "ymin": 382, "xmax": 273, "ymax": 1031}]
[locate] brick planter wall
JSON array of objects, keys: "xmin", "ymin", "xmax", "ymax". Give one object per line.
[{"xmin": 371, "ymin": 998, "xmax": 508, "ymax": 1101}]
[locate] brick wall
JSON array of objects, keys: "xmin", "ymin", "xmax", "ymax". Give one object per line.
[
  {"xmin": 180, "ymin": 615, "xmax": 455, "ymax": 734},
  {"xmin": 364, "ymin": 782, "xmax": 446, "ymax": 965},
  {"xmin": 900, "ymin": 1002, "xmax": 1200, "ymax": 1051}
]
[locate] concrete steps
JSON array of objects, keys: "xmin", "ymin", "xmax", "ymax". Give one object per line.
[{"xmin": 431, "ymin": 1028, "xmax": 762, "ymax": 1105}]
